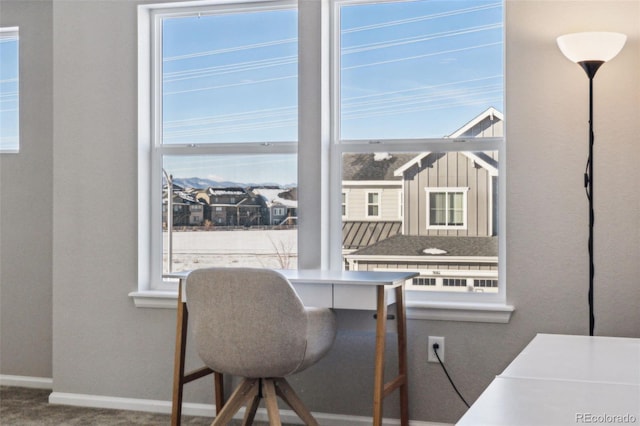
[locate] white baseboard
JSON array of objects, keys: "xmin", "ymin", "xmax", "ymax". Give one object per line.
[
  {"xmin": 48, "ymin": 391, "xmax": 451, "ymax": 426},
  {"xmin": 0, "ymin": 374, "xmax": 53, "ymax": 389}
]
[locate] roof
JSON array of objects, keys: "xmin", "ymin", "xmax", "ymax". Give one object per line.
[
  {"xmin": 343, "ymin": 221, "xmax": 402, "ymax": 250},
  {"xmin": 348, "ymin": 235, "xmax": 498, "ymax": 258},
  {"xmin": 252, "ymin": 188, "xmax": 298, "ymax": 208},
  {"xmin": 447, "ymin": 107, "xmax": 504, "ymax": 138},
  {"xmin": 343, "ymin": 153, "xmax": 416, "ymax": 181}
]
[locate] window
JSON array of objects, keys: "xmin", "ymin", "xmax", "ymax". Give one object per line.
[
  {"xmin": 426, "ymin": 188, "xmax": 468, "ymax": 229},
  {"xmin": 0, "ymin": 27, "xmax": 19, "ymax": 153},
  {"xmin": 365, "ymin": 190, "xmax": 381, "ymax": 218},
  {"xmin": 139, "ymin": 1, "xmax": 298, "ymax": 291},
  {"xmin": 139, "ymin": 0, "xmax": 508, "ymax": 316},
  {"xmin": 342, "ymin": 191, "xmax": 348, "ymax": 218},
  {"xmin": 334, "ymin": 0, "xmax": 505, "ymax": 304}
]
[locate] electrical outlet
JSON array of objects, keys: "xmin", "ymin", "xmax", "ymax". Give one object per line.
[{"xmin": 428, "ymin": 336, "xmax": 445, "ymax": 363}]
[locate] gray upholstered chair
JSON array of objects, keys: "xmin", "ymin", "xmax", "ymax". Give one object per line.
[{"xmin": 186, "ymin": 267, "xmax": 337, "ymax": 426}]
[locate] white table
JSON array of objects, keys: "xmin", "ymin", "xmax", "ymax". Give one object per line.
[
  {"xmin": 169, "ymin": 269, "xmax": 417, "ymax": 426},
  {"xmin": 457, "ymin": 333, "xmax": 640, "ymax": 426}
]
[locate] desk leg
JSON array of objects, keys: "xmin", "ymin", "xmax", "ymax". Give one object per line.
[
  {"xmin": 171, "ymin": 283, "xmax": 188, "ymax": 426},
  {"xmin": 395, "ymin": 285, "xmax": 409, "ymax": 426},
  {"xmin": 373, "ymin": 285, "xmax": 388, "ymax": 426}
]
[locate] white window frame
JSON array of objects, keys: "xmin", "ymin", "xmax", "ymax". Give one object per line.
[
  {"xmin": 0, "ymin": 27, "xmax": 19, "ymax": 154},
  {"xmin": 364, "ymin": 190, "xmax": 381, "ymax": 219},
  {"xmin": 134, "ymin": 0, "xmax": 513, "ymax": 323},
  {"xmin": 328, "ymin": 0, "xmax": 509, "ymax": 315},
  {"xmin": 136, "ymin": 0, "xmax": 298, "ymax": 294},
  {"xmin": 425, "ymin": 187, "xmax": 469, "ymax": 230},
  {"xmin": 341, "ymin": 190, "xmax": 348, "ymax": 219}
]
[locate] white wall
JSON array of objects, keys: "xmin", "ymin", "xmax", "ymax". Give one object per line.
[{"xmin": 1, "ymin": 0, "xmax": 638, "ymax": 424}]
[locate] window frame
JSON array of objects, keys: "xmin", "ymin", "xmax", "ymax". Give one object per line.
[
  {"xmin": 425, "ymin": 187, "xmax": 469, "ymax": 230},
  {"xmin": 138, "ymin": 0, "xmax": 298, "ymax": 293},
  {"xmin": 328, "ymin": 0, "xmax": 507, "ymax": 308},
  {"xmin": 135, "ymin": 0, "xmax": 512, "ymax": 322},
  {"xmin": 364, "ymin": 189, "xmax": 381, "ymax": 219}
]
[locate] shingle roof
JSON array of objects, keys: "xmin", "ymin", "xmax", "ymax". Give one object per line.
[
  {"xmin": 348, "ymin": 235, "xmax": 498, "ymax": 258},
  {"xmin": 342, "ymin": 153, "xmax": 416, "ymax": 181}
]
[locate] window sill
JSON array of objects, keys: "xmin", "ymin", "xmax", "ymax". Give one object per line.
[
  {"xmin": 407, "ymin": 301, "xmax": 514, "ymax": 323},
  {"xmin": 130, "ymin": 290, "xmax": 514, "ymax": 323},
  {"xmin": 129, "ymin": 291, "xmax": 178, "ymax": 309}
]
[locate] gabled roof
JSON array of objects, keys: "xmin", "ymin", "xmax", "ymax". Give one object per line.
[
  {"xmin": 447, "ymin": 107, "xmax": 503, "ymax": 139},
  {"xmin": 348, "ymin": 235, "xmax": 498, "ymax": 258}
]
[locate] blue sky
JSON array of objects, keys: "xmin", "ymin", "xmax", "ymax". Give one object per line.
[{"xmin": 162, "ymin": 0, "xmax": 503, "ymax": 185}]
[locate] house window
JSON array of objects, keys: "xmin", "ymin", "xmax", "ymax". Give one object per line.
[
  {"xmin": 413, "ymin": 277, "xmax": 436, "ymax": 286},
  {"xmin": 426, "ymin": 188, "xmax": 468, "ymax": 229},
  {"xmin": 365, "ymin": 191, "xmax": 381, "ymax": 218},
  {"xmin": 342, "ymin": 191, "xmax": 348, "ymax": 218},
  {"xmin": 0, "ymin": 27, "xmax": 19, "ymax": 153},
  {"xmin": 139, "ymin": 1, "xmax": 298, "ymax": 290}
]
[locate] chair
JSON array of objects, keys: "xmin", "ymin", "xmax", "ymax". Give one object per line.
[{"xmin": 186, "ymin": 267, "xmax": 337, "ymax": 426}]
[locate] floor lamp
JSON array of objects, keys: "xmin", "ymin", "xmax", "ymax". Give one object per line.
[{"xmin": 556, "ymin": 32, "xmax": 626, "ymax": 336}]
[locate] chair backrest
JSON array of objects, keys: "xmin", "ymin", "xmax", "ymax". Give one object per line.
[{"xmin": 186, "ymin": 267, "xmax": 310, "ymax": 378}]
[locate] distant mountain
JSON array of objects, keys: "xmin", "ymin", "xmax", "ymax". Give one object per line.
[{"xmin": 170, "ymin": 177, "xmax": 296, "ymax": 189}]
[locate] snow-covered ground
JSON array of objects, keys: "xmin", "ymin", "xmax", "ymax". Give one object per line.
[{"xmin": 163, "ymin": 229, "xmax": 297, "ymax": 271}]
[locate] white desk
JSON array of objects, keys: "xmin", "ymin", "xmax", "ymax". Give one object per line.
[
  {"xmin": 457, "ymin": 334, "xmax": 640, "ymax": 426},
  {"xmin": 169, "ymin": 269, "xmax": 417, "ymax": 426}
]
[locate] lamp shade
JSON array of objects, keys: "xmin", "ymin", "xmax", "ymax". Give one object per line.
[{"xmin": 557, "ymin": 32, "xmax": 627, "ymax": 63}]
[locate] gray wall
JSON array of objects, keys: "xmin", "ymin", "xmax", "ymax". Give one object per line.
[
  {"xmin": 1, "ymin": 0, "xmax": 639, "ymax": 424},
  {"xmin": 0, "ymin": 0, "xmax": 53, "ymax": 379}
]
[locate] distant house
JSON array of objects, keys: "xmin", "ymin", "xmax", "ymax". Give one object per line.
[
  {"xmin": 251, "ymin": 187, "xmax": 298, "ymax": 226},
  {"xmin": 206, "ymin": 187, "xmax": 262, "ymax": 226},
  {"xmin": 343, "ymin": 107, "xmax": 503, "ymax": 293}
]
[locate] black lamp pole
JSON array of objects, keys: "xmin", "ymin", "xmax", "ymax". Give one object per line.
[{"xmin": 579, "ymin": 60, "xmax": 603, "ymax": 337}]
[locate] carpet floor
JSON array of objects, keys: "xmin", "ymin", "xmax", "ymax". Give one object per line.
[{"xmin": 0, "ymin": 386, "xmax": 292, "ymax": 425}]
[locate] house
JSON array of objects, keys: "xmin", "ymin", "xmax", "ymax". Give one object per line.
[
  {"xmin": 206, "ymin": 187, "xmax": 261, "ymax": 226},
  {"xmin": 343, "ymin": 108, "xmax": 502, "ymax": 292},
  {"xmin": 251, "ymin": 187, "xmax": 298, "ymax": 226},
  {"xmin": 0, "ymin": 2, "xmax": 637, "ymax": 426}
]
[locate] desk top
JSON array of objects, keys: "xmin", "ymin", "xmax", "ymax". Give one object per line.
[
  {"xmin": 166, "ymin": 269, "xmax": 417, "ymax": 287},
  {"xmin": 501, "ymin": 333, "xmax": 640, "ymax": 385},
  {"xmin": 457, "ymin": 376, "xmax": 640, "ymax": 426}
]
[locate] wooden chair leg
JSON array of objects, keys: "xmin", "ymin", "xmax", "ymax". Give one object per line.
[
  {"xmin": 274, "ymin": 378, "xmax": 318, "ymax": 426},
  {"xmin": 262, "ymin": 379, "xmax": 282, "ymax": 426},
  {"xmin": 241, "ymin": 393, "xmax": 261, "ymax": 426},
  {"xmin": 212, "ymin": 379, "xmax": 259, "ymax": 426}
]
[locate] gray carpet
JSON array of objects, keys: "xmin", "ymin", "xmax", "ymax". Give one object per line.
[{"xmin": 0, "ymin": 386, "xmax": 291, "ymax": 425}]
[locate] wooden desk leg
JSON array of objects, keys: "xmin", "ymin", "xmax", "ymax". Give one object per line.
[
  {"xmin": 373, "ymin": 285, "xmax": 388, "ymax": 426},
  {"xmin": 171, "ymin": 283, "xmax": 188, "ymax": 426},
  {"xmin": 395, "ymin": 284, "xmax": 409, "ymax": 426}
]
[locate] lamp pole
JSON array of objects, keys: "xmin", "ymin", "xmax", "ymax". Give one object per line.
[{"xmin": 581, "ymin": 62, "xmax": 602, "ymax": 336}]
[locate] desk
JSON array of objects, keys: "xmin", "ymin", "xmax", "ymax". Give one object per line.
[
  {"xmin": 456, "ymin": 334, "xmax": 640, "ymax": 426},
  {"xmin": 169, "ymin": 269, "xmax": 417, "ymax": 426}
]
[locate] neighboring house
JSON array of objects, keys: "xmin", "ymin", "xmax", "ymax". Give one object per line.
[
  {"xmin": 343, "ymin": 107, "xmax": 503, "ymax": 293},
  {"xmin": 207, "ymin": 187, "xmax": 262, "ymax": 226},
  {"xmin": 251, "ymin": 187, "xmax": 298, "ymax": 226}
]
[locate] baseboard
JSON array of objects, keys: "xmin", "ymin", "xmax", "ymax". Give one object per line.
[
  {"xmin": 48, "ymin": 391, "xmax": 451, "ymax": 426},
  {"xmin": 0, "ymin": 374, "xmax": 53, "ymax": 389}
]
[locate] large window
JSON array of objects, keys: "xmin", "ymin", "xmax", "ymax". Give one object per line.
[
  {"xmin": 139, "ymin": 0, "xmax": 505, "ymax": 308},
  {"xmin": 140, "ymin": 1, "xmax": 298, "ymax": 290},
  {"xmin": 0, "ymin": 27, "xmax": 19, "ymax": 153},
  {"xmin": 335, "ymin": 0, "xmax": 504, "ymax": 302}
]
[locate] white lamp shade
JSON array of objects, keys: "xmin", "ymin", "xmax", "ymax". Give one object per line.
[{"xmin": 557, "ymin": 32, "xmax": 627, "ymax": 63}]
